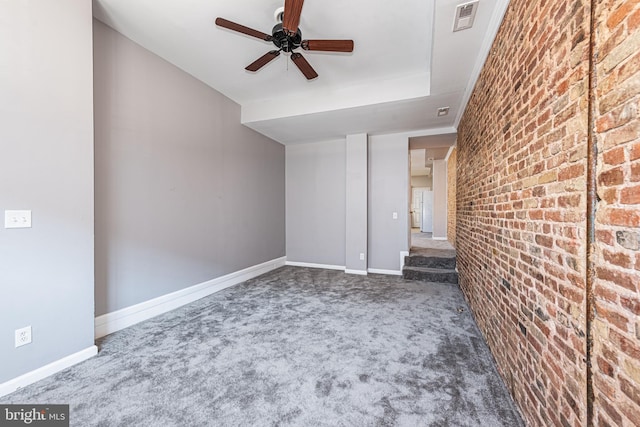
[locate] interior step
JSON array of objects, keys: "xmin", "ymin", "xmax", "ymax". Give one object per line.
[
  {"xmin": 404, "ymin": 254, "xmax": 456, "ymax": 269},
  {"xmin": 402, "ymin": 266, "xmax": 458, "ymax": 284}
]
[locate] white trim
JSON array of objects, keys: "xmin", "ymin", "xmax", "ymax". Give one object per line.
[
  {"xmin": 345, "ymin": 269, "xmax": 368, "ymax": 276},
  {"xmin": 444, "ymin": 145, "xmax": 456, "ymax": 162},
  {"xmin": 400, "ymin": 251, "xmax": 410, "ymax": 269},
  {"xmin": 0, "ymin": 346, "xmax": 97, "ymax": 398},
  {"xmin": 432, "ymin": 237, "xmax": 448, "ymax": 241},
  {"xmin": 285, "ymin": 261, "xmax": 346, "ymax": 271},
  {"xmin": 368, "ymin": 268, "xmax": 403, "ymax": 276},
  {"xmin": 372, "ymin": 126, "xmax": 457, "ymax": 139},
  {"xmin": 95, "ymin": 257, "xmax": 286, "ymax": 339}
]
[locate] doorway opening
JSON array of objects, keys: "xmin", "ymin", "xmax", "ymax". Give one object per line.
[{"xmin": 408, "ymin": 134, "xmax": 456, "ymax": 252}]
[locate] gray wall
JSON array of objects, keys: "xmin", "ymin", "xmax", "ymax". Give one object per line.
[
  {"xmin": 345, "ymin": 134, "xmax": 368, "ymax": 272},
  {"xmin": 286, "ymin": 140, "xmax": 346, "ymax": 266},
  {"xmin": 93, "ymin": 20, "xmax": 285, "ymax": 315},
  {"xmin": 432, "ymin": 160, "xmax": 447, "ymax": 239},
  {"xmin": 0, "ymin": 0, "xmax": 95, "ymax": 383},
  {"xmin": 286, "ymin": 134, "xmax": 410, "ymax": 272},
  {"xmin": 368, "ymin": 134, "xmax": 410, "ymax": 271}
]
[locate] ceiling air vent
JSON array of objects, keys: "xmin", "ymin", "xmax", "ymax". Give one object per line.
[{"xmin": 453, "ymin": 1, "xmax": 479, "ymax": 32}]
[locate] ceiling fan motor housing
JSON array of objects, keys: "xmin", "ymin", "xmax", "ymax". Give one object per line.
[
  {"xmin": 271, "ymin": 23, "xmax": 302, "ymax": 52},
  {"xmin": 215, "ymin": 0, "xmax": 353, "ymax": 80}
]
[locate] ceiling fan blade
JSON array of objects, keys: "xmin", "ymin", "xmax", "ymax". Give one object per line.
[
  {"xmin": 283, "ymin": 0, "xmax": 304, "ymax": 35},
  {"xmin": 302, "ymin": 39, "xmax": 354, "ymax": 52},
  {"xmin": 291, "ymin": 52, "xmax": 318, "ymax": 80},
  {"xmin": 215, "ymin": 17, "xmax": 272, "ymax": 41},
  {"xmin": 245, "ymin": 50, "xmax": 281, "ymax": 72}
]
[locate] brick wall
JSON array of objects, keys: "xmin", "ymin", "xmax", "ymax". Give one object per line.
[
  {"xmin": 447, "ymin": 147, "xmax": 457, "ymax": 246},
  {"xmin": 457, "ymin": 0, "xmax": 591, "ymax": 425},
  {"xmin": 593, "ymin": 0, "xmax": 640, "ymax": 425},
  {"xmin": 457, "ymin": 0, "xmax": 640, "ymax": 425}
]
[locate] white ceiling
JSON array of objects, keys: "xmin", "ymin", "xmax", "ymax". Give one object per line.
[
  {"xmin": 409, "ymin": 133, "xmax": 456, "ymax": 176},
  {"xmin": 93, "ymin": 0, "xmax": 509, "ymax": 145}
]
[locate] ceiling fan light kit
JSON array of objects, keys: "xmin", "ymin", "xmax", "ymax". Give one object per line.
[
  {"xmin": 274, "ymin": 6, "xmax": 285, "ymax": 23},
  {"xmin": 215, "ymin": 0, "xmax": 354, "ymax": 80}
]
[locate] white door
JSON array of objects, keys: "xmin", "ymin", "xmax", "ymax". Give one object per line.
[
  {"xmin": 411, "ymin": 187, "xmax": 427, "ymax": 228},
  {"xmin": 422, "ymin": 190, "xmax": 434, "ymax": 232}
]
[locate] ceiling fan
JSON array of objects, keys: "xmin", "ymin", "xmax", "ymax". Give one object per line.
[{"xmin": 215, "ymin": 0, "xmax": 354, "ymax": 80}]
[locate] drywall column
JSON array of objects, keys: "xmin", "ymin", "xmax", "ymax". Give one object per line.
[
  {"xmin": 345, "ymin": 134, "xmax": 368, "ymax": 274},
  {"xmin": 432, "ymin": 159, "xmax": 447, "ymax": 239},
  {"xmin": 368, "ymin": 133, "xmax": 410, "ymax": 272}
]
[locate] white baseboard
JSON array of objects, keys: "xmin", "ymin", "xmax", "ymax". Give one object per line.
[
  {"xmin": 285, "ymin": 261, "xmax": 346, "ymax": 271},
  {"xmin": 400, "ymin": 251, "xmax": 410, "ymax": 269},
  {"xmin": 432, "ymin": 237, "xmax": 448, "ymax": 241},
  {"xmin": 0, "ymin": 345, "xmax": 97, "ymax": 398},
  {"xmin": 368, "ymin": 268, "xmax": 402, "ymax": 276},
  {"xmin": 95, "ymin": 256, "xmax": 286, "ymax": 339},
  {"xmin": 345, "ymin": 269, "xmax": 368, "ymax": 276}
]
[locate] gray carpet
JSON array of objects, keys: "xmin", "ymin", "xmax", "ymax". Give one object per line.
[
  {"xmin": 1, "ymin": 267, "xmax": 523, "ymax": 426},
  {"xmin": 410, "ymin": 230, "xmax": 455, "ymax": 252}
]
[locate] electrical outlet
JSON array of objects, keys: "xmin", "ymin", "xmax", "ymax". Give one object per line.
[
  {"xmin": 359, "ymin": 253, "xmax": 365, "ymax": 261},
  {"xmin": 5, "ymin": 210, "xmax": 32, "ymax": 228},
  {"xmin": 392, "ymin": 212, "xmax": 398, "ymax": 220},
  {"xmin": 15, "ymin": 326, "xmax": 32, "ymax": 348}
]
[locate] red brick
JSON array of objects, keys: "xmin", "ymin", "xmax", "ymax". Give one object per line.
[
  {"xmin": 596, "ymin": 114, "xmax": 614, "ymax": 133},
  {"xmin": 596, "ymin": 301, "xmax": 630, "ymax": 331},
  {"xmin": 603, "ymin": 248, "xmax": 633, "ymax": 268},
  {"xmin": 596, "ymin": 414, "xmax": 615, "ymax": 427},
  {"xmin": 620, "ymin": 376, "xmax": 640, "ymax": 407},
  {"xmin": 454, "ymin": 1, "xmax": 640, "ymax": 425},
  {"xmin": 595, "ymin": 284, "xmax": 619, "ymax": 304},
  {"xmin": 530, "ymin": 209, "xmax": 544, "ymax": 220},
  {"xmin": 610, "ymin": 329, "xmax": 640, "ymax": 359},
  {"xmin": 558, "ymin": 163, "xmax": 585, "ymax": 181},
  {"xmin": 633, "ymin": 162, "xmax": 640, "ymax": 182},
  {"xmin": 596, "ymin": 267, "xmax": 638, "ymax": 291},
  {"xmin": 607, "ymin": 1, "xmax": 637, "ymax": 28},
  {"xmin": 618, "ymin": 50, "xmax": 640, "ymax": 84},
  {"xmin": 536, "ymin": 234, "xmax": 554, "ymax": 248},
  {"xmin": 598, "ymin": 167, "xmax": 625, "ymax": 186},
  {"xmin": 603, "ymin": 147, "xmax": 626, "ymax": 165},
  {"xmin": 630, "ymin": 7, "xmax": 640, "ymax": 31},
  {"xmin": 592, "ymin": 1, "xmax": 640, "ymax": 422},
  {"xmin": 603, "ymin": 208, "xmax": 640, "ymax": 227},
  {"xmin": 632, "ymin": 142, "xmax": 640, "ymax": 161},
  {"xmin": 602, "ymin": 345, "xmax": 620, "ymax": 365},
  {"xmin": 621, "ymin": 185, "xmax": 640, "ymax": 204},
  {"xmin": 600, "ymin": 396, "xmax": 624, "ymax": 425},
  {"xmin": 619, "ymin": 401, "xmax": 640, "ymax": 426},
  {"xmin": 595, "ymin": 375, "xmax": 618, "ymax": 401},
  {"xmin": 600, "ymin": 188, "xmax": 618, "ymax": 204},
  {"xmin": 597, "ymin": 356, "xmax": 615, "ymax": 377},
  {"xmin": 604, "ymin": 122, "xmax": 640, "ymax": 148},
  {"xmin": 598, "ymin": 25, "xmax": 627, "ymax": 66},
  {"xmin": 596, "ymin": 230, "xmax": 615, "ymax": 246},
  {"xmin": 558, "ymin": 194, "xmax": 582, "ymax": 207},
  {"xmin": 621, "ymin": 296, "xmax": 640, "ymax": 315}
]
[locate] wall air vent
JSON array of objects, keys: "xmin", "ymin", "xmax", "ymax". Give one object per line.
[{"xmin": 453, "ymin": 1, "xmax": 479, "ymax": 32}]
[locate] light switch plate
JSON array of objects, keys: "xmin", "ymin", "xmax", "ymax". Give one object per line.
[{"xmin": 5, "ymin": 210, "xmax": 32, "ymax": 228}]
